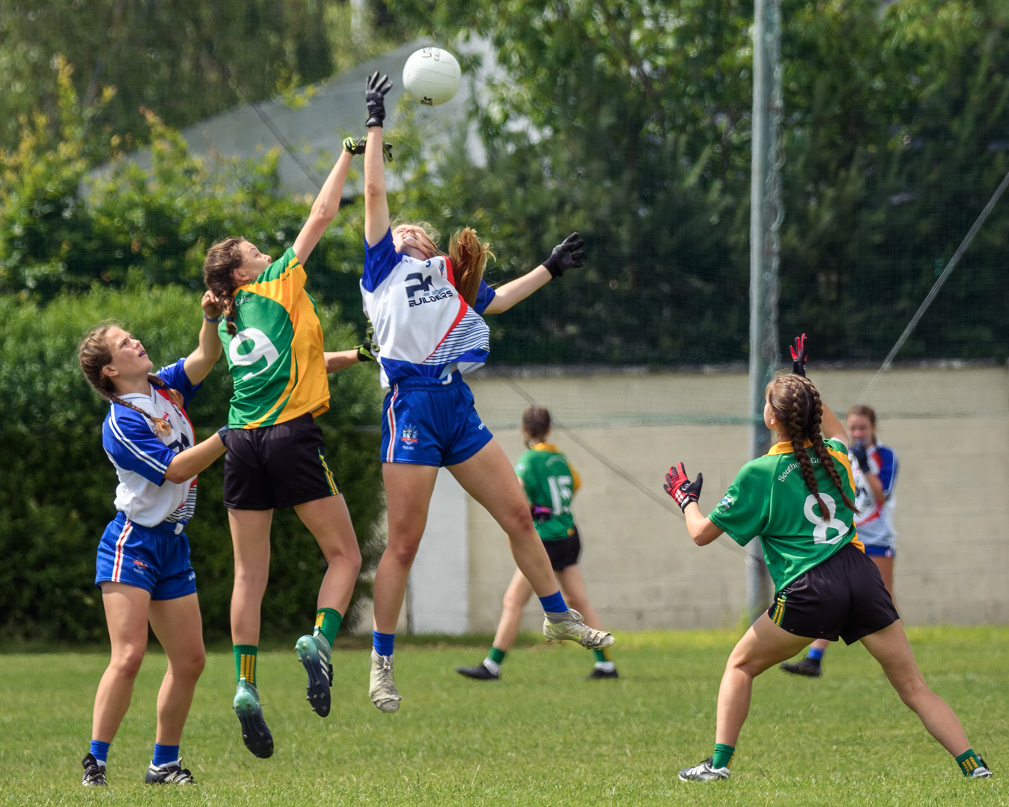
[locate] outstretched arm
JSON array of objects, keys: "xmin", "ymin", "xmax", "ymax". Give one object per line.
[
  {"xmin": 183, "ymin": 290, "xmax": 225, "ymax": 384},
  {"xmin": 791, "ymin": 333, "xmax": 848, "ymax": 448},
  {"xmin": 164, "ymin": 430, "xmax": 228, "ymax": 483},
  {"xmin": 483, "ymin": 265, "xmax": 552, "ymax": 314},
  {"xmin": 484, "ymin": 232, "xmax": 585, "ymax": 315},
  {"xmin": 293, "ymin": 149, "xmax": 354, "ymax": 266},
  {"xmin": 363, "ymin": 72, "xmax": 393, "ymax": 247}
]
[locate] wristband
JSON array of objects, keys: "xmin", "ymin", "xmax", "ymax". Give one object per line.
[
  {"xmin": 204, "ymin": 313, "xmax": 221, "ymax": 323},
  {"xmin": 216, "ymin": 425, "xmax": 229, "ymax": 447}
]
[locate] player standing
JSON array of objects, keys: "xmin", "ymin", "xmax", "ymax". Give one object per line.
[
  {"xmin": 77, "ymin": 294, "xmax": 227, "ymax": 786},
  {"xmin": 666, "ymin": 335, "xmax": 991, "ymax": 782},
  {"xmin": 781, "ymin": 403, "xmax": 899, "ymax": 677}
]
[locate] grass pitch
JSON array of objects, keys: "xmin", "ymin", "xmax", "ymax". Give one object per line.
[{"xmin": 2, "ymin": 627, "xmax": 1006, "ymax": 806}]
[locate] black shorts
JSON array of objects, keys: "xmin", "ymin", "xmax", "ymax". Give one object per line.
[
  {"xmin": 543, "ymin": 528, "xmax": 581, "ymax": 572},
  {"xmin": 223, "ymin": 413, "xmax": 341, "ymax": 510},
  {"xmin": 767, "ymin": 542, "xmax": 899, "ymax": 645}
]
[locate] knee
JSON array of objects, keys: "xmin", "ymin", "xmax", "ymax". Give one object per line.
[
  {"xmin": 172, "ymin": 647, "xmax": 206, "ymax": 681},
  {"xmin": 384, "ymin": 539, "xmax": 421, "ymax": 569},
  {"xmin": 502, "ymin": 589, "xmax": 529, "ymax": 612},
  {"xmin": 110, "ymin": 645, "xmax": 146, "ymax": 680},
  {"xmin": 501, "ymin": 502, "xmax": 536, "ymax": 538}
]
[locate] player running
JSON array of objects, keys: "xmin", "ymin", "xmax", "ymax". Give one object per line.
[{"xmin": 455, "ymin": 406, "xmax": 618, "ymax": 681}]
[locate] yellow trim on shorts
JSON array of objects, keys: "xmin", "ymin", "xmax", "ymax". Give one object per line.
[{"xmin": 771, "ymin": 593, "xmax": 787, "ymax": 626}]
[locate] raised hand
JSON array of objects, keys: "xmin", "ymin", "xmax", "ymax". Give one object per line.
[
  {"xmin": 790, "ymin": 333, "xmax": 808, "ymax": 377},
  {"xmin": 542, "ymin": 232, "xmax": 586, "ymax": 279},
  {"xmin": 343, "ymin": 136, "xmax": 394, "ymax": 162},
  {"xmin": 365, "ymin": 72, "xmax": 393, "ymax": 128},
  {"xmin": 851, "ymin": 440, "xmax": 870, "ymax": 473},
  {"xmin": 664, "ymin": 462, "xmax": 704, "ymax": 512}
]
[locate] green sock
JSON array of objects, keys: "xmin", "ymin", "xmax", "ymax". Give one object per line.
[
  {"xmin": 956, "ymin": 748, "xmax": 985, "ymax": 776},
  {"xmin": 593, "ymin": 648, "xmax": 610, "ymax": 664},
  {"xmin": 315, "ymin": 608, "xmax": 343, "ymax": 647},
  {"xmin": 234, "ymin": 644, "xmax": 258, "ymax": 687},
  {"xmin": 712, "ymin": 743, "xmax": 735, "ymax": 769},
  {"xmin": 488, "ymin": 646, "xmax": 506, "ymax": 665}
]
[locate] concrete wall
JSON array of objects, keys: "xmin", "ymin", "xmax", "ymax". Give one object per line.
[{"xmin": 439, "ymin": 365, "xmax": 1009, "ymax": 633}]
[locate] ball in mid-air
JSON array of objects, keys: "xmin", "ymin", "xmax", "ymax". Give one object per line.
[{"xmin": 403, "ymin": 47, "xmax": 461, "ymax": 106}]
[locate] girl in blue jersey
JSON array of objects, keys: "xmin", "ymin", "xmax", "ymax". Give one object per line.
[
  {"xmin": 664, "ymin": 336, "xmax": 990, "ymax": 782},
  {"xmin": 359, "ymin": 72, "xmax": 613, "ymax": 713},
  {"xmin": 781, "ymin": 404, "xmax": 900, "ymax": 677},
  {"xmin": 77, "ymin": 292, "xmax": 228, "ymax": 787}
]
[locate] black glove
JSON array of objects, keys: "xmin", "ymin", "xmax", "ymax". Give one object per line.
[
  {"xmin": 343, "ymin": 136, "xmax": 394, "ymax": 162},
  {"xmin": 216, "ymin": 425, "xmax": 229, "ymax": 448},
  {"xmin": 356, "ymin": 322, "xmax": 378, "ymax": 363},
  {"xmin": 664, "ymin": 462, "xmax": 703, "ymax": 512},
  {"xmin": 542, "ymin": 232, "xmax": 585, "ymax": 279},
  {"xmin": 851, "ymin": 441, "xmax": 870, "ymax": 473},
  {"xmin": 365, "ymin": 71, "xmax": 393, "ymax": 128},
  {"xmin": 790, "ymin": 333, "xmax": 808, "ymax": 377}
]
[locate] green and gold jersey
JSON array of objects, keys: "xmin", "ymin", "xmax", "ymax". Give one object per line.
[
  {"xmin": 515, "ymin": 443, "xmax": 581, "ymax": 541},
  {"xmin": 708, "ymin": 438, "xmax": 864, "ymax": 592},
  {"xmin": 221, "ymin": 247, "xmax": 329, "ymax": 429}
]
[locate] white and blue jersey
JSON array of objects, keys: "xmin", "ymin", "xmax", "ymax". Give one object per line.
[
  {"xmin": 101, "ymin": 359, "xmax": 200, "ymax": 528},
  {"xmin": 851, "ymin": 442, "xmax": 898, "ymax": 550},
  {"xmin": 361, "ymin": 229, "xmax": 496, "ymax": 389}
]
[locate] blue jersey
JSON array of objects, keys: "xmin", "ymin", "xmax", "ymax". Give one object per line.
[
  {"xmin": 101, "ymin": 359, "xmax": 201, "ymax": 528},
  {"xmin": 851, "ymin": 442, "xmax": 898, "ymax": 548},
  {"xmin": 361, "ymin": 229, "xmax": 496, "ymax": 389}
]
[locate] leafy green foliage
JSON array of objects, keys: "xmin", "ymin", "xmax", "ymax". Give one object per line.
[
  {"xmin": 389, "ymin": 0, "xmax": 1009, "ymax": 363},
  {"xmin": 0, "ymin": 283, "xmax": 384, "ymax": 642}
]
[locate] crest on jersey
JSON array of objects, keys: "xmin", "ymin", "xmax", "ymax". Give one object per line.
[{"xmin": 400, "ymin": 424, "xmax": 419, "ymax": 445}]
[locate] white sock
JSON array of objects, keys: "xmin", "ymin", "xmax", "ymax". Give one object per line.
[{"xmin": 483, "ymin": 659, "xmax": 501, "ymax": 675}]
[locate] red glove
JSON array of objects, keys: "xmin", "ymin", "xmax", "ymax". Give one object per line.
[
  {"xmin": 664, "ymin": 462, "xmax": 703, "ymax": 512},
  {"xmin": 790, "ymin": 333, "xmax": 808, "ymax": 377}
]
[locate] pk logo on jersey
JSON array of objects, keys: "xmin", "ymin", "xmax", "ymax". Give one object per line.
[{"xmin": 404, "ymin": 273, "xmax": 435, "ymax": 298}]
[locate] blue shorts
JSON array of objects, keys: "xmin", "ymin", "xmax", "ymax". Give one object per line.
[
  {"xmin": 863, "ymin": 544, "xmax": 895, "ymax": 559},
  {"xmin": 95, "ymin": 512, "xmax": 197, "ymax": 600},
  {"xmin": 381, "ymin": 373, "xmax": 493, "ymax": 466}
]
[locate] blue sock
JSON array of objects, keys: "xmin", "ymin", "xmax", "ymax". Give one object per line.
[
  {"xmin": 152, "ymin": 743, "xmax": 179, "ymax": 767},
  {"xmin": 807, "ymin": 646, "xmax": 824, "ymax": 661},
  {"xmin": 89, "ymin": 740, "xmax": 110, "ymax": 765},
  {"xmin": 373, "ymin": 631, "xmax": 396, "ymax": 657},
  {"xmin": 538, "ymin": 590, "xmax": 568, "ymax": 615}
]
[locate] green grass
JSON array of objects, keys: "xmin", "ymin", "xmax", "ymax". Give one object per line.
[{"xmin": 2, "ymin": 627, "xmax": 1007, "ymax": 806}]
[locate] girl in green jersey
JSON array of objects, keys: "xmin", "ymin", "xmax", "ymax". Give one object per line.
[
  {"xmin": 664, "ymin": 336, "xmax": 990, "ymax": 783},
  {"xmin": 455, "ymin": 406, "xmax": 618, "ymax": 681}
]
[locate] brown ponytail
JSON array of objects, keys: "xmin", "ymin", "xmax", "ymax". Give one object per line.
[
  {"xmin": 521, "ymin": 406, "xmax": 552, "ymax": 445},
  {"xmin": 449, "ymin": 227, "xmax": 493, "ymax": 307}
]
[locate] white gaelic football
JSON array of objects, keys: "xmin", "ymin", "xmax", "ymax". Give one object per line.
[{"xmin": 402, "ymin": 47, "xmax": 461, "ymax": 106}]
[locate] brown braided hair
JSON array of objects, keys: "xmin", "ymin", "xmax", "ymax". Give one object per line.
[
  {"xmin": 521, "ymin": 406, "xmax": 552, "ymax": 446},
  {"xmin": 203, "ymin": 236, "xmax": 244, "ymax": 336},
  {"xmin": 78, "ymin": 324, "xmax": 183, "ymax": 438},
  {"xmin": 767, "ymin": 375, "xmax": 855, "ymax": 520},
  {"xmin": 393, "ymin": 222, "xmax": 493, "ymax": 308}
]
